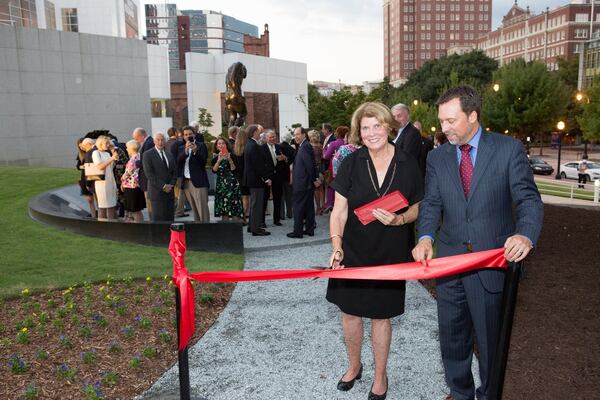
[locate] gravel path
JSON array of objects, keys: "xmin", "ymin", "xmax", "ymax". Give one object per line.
[{"xmin": 139, "ymin": 217, "xmax": 479, "ymax": 400}]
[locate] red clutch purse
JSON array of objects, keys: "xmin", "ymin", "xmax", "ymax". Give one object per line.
[{"xmin": 353, "ymin": 190, "xmax": 409, "ymax": 225}]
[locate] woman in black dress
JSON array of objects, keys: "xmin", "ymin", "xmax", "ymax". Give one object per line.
[{"xmin": 327, "ymin": 102, "xmax": 424, "ymax": 400}]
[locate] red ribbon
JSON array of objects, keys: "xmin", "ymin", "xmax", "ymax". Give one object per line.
[{"xmin": 169, "ymin": 230, "xmax": 507, "ymax": 350}]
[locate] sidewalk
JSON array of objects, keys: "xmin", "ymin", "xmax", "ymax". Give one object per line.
[{"xmin": 138, "ymin": 215, "xmax": 480, "ymax": 400}]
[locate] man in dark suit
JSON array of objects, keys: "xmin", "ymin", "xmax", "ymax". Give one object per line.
[
  {"xmin": 287, "ymin": 127, "xmax": 318, "ymax": 239},
  {"xmin": 279, "ymin": 134, "xmax": 296, "ymax": 220},
  {"xmin": 178, "ymin": 126, "xmax": 210, "ymax": 222},
  {"xmin": 391, "ymin": 103, "xmax": 423, "ymax": 166},
  {"xmin": 412, "ymin": 86, "xmax": 544, "ymax": 400},
  {"xmin": 132, "ymin": 127, "xmax": 155, "ymax": 217},
  {"xmin": 142, "ymin": 132, "xmax": 177, "ymax": 222},
  {"xmin": 243, "ymin": 124, "xmax": 273, "ymax": 236},
  {"xmin": 262, "ymin": 130, "xmax": 289, "ymax": 226},
  {"xmin": 166, "ymin": 128, "xmax": 187, "ymax": 218}
]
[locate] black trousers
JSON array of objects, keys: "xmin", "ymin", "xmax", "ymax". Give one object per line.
[
  {"xmin": 281, "ymin": 181, "xmax": 293, "ymax": 219},
  {"xmin": 150, "ymin": 197, "xmax": 174, "ymax": 222},
  {"xmin": 249, "ymin": 187, "xmax": 265, "ymax": 233},
  {"xmin": 578, "ymin": 173, "xmax": 588, "ymax": 188},
  {"xmin": 292, "ymin": 189, "xmax": 315, "ymax": 235},
  {"xmin": 266, "ymin": 179, "xmax": 283, "ymax": 223}
]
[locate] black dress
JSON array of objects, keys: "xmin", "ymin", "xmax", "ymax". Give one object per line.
[{"xmin": 326, "ymin": 145, "xmax": 424, "ymax": 319}]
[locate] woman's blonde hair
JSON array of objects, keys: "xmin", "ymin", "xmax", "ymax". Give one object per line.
[
  {"xmin": 95, "ymin": 135, "xmax": 110, "ymax": 150},
  {"xmin": 307, "ymin": 129, "xmax": 321, "ymax": 144},
  {"xmin": 349, "ymin": 102, "xmax": 398, "ymax": 146},
  {"xmin": 126, "ymin": 139, "xmax": 140, "ymax": 153}
]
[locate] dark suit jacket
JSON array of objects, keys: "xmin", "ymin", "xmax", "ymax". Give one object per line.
[
  {"xmin": 394, "ymin": 122, "xmax": 422, "ymax": 161},
  {"xmin": 262, "ymin": 143, "xmax": 291, "ymax": 183},
  {"xmin": 166, "ymin": 139, "xmax": 184, "ymax": 178},
  {"xmin": 417, "ymin": 132, "xmax": 544, "ymax": 292},
  {"xmin": 137, "ymin": 136, "xmax": 155, "ymax": 192},
  {"xmin": 142, "ymin": 147, "xmax": 177, "ymax": 202},
  {"xmin": 243, "ymin": 138, "xmax": 272, "ymax": 188},
  {"xmin": 177, "ymin": 142, "xmax": 209, "ymax": 188},
  {"xmin": 292, "ymin": 139, "xmax": 317, "ymax": 192}
]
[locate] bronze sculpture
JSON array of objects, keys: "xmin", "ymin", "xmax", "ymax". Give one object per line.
[{"xmin": 225, "ymin": 62, "xmax": 248, "ymax": 127}]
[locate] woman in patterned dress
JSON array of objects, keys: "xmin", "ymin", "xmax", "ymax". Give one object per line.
[
  {"xmin": 211, "ymin": 137, "xmax": 244, "ymax": 221},
  {"xmin": 120, "ymin": 140, "xmax": 146, "ymax": 222}
]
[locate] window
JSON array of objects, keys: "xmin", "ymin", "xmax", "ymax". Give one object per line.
[
  {"xmin": 62, "ymin": 8, "xmax": 78, "ymax": 32},
  {"xmin": 45, "ymin": 0, "xmax": 56, "ymax": 30},
  {"xmin": 575, "ymin": 13, "xmax": 589, "ymax": 23}
]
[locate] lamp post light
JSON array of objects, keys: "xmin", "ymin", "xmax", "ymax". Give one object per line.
[
  {"xmin": 493, "ymin": 83, "xmax": 500, "ymax": 92},
  {"xmin": 575, "ymin": 92, "xmax": 589, "ymax": 158},
  {"xmin": 413, "ymin": 99, "xmax": 419, "ymax": 106},
  {"xmin": 555, "ymin": 121, "xmax": 566, "ymax": 179},
  {"xmin": 526, "ymin": 136, "xmax": 531, "ymax": 155}
]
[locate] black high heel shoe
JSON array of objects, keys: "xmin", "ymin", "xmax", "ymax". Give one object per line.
[
  {"xmin": 336, "ymin": 363, "xmax": 363, "ymax": 391},
  {"xmin": 367, "ymin": 376, "xmax": 388, "ymax": 400}
]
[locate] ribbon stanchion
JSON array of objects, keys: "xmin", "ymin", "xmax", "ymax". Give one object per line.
[{"xmin": 488, "ymin": 261, "xmax": 523, "ymax": 400}]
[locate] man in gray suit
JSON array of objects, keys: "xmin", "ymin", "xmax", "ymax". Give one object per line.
[
  {"xmin": 142, "ymin": 132, "xmax": 177, "ymax": 222},
  {"xmin": 412, "ymin": 86, "xmax": 543, "ymax": 400}
]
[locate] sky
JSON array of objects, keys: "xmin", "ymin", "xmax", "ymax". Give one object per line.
[{"xmin": 142, "ymin": 0, "xmax": 570, "ymax": 85}]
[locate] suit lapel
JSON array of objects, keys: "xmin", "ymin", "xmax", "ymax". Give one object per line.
[
  {"xmin": 444, "ymin": 144, "xmax": 465, "ymax": 200},
  {"xmin": 468, "ymin": 132, "xmax": 493, "ymax": 202}
]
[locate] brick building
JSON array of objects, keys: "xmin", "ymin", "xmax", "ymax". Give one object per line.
[
  {"xmin": 244, "ymin": 23, "xmax": 270, "ymax": 57},
  {"xmin": 383, "ymin": 0, "xmax": 492, "ymax": 86},
  {"xmin": 476, "ymin": 1, "xmax": 600, "ymax": 71}
]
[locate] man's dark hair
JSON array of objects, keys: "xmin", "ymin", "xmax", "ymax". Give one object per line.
[
  {"xmin": 182, "ymin": 125, "xmax": 193, "ymax": 132},
  {"xmin": 322, "ymin": 123, "xmax": 333, "ymax": 133},
  {"xmin": 245, "ymin": 124, "xmax": 261, "ymax": 138},
  {"xmin": 436, "ymin": 85, "xmax": 481, "ymax": 121}
]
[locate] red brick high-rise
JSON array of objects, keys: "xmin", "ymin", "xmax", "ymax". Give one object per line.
[{"xmin": 383, "ymin": 0, "xmax": 492, "ymax": 86}]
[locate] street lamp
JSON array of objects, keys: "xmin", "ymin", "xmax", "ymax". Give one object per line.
[
  {"xmin": 555, "ymin": 121, "xmax": 565, "ymax": 179},
  {"xmin": 413, "ymin": 99, "xmax": 419, "ymax": 106},
  {"xmin": 575, "ymin": 92, "xmax": 589, "ymax": 158},
  {"xmin": 493, "ymin": 83, "xmax": 500, "ymax": 92},
  {"xmin": 526, "ymin": 136, "xmax": 531, "ymax": 155},
  {"xmin": 430, "ymin": 126, "xmax": 436, "ymax": 133}
]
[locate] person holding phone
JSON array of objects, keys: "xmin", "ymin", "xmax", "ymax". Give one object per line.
[
  {"xmin": 178, "ymin": 126, "xmax": 210, "ymax": 222},
  {"xmin": 211, "ymin": 137, "xmax": 243, "ymax": 221}
]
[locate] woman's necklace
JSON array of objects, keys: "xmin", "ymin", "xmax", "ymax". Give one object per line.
[{"xmin": 366, "ymin": 147, "xmax": 396, "ymax": 197}]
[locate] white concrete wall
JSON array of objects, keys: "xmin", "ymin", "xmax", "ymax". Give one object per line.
[
  {"xmin": 186, "ymin": 52, "xmax": 308, "ymax": 137},
  {"xmin": 0, "ymin": 24, "xmax": 152, "ymax": 167},
  {"xmin": 147, "ymin": 43, "xmax": 172, "ymax": 134}
]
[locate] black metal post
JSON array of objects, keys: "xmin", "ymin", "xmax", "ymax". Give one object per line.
[
  {"xmin": 171, "ymin": 223, "xmax": 191, "ymax": 400},
  {"xmin": 488, "ymin": 261, "xmax": 523, "ymax": 400},
  {"xmin": 555, "ymin": 134, "xmax": 563, "ymax": 179}
]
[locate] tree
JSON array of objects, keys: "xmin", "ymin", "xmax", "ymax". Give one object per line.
[
  {"xmin": 576, "ymin": 76, "xmax": 600, "ymax": 142},
  {"xmin": 400, "ymin": 51, "xmax": 498, "ymax": 103},
  {"xmin": 197, "ymin": 107, "xmax": 216, "ymax": 141},
  {"xmin": 481, "ymin": 59, "xmax": 569, "ymax": 151}
]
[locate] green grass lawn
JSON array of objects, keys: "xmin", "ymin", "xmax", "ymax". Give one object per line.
[
  {"xmin": 536, "ymin": 181, "xmax": 595, "ymax": 201},
  {"xmin": 0, "ymin": 166, "xmax": 243, "ymax": 299}
]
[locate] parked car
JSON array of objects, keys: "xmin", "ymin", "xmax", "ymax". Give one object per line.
[
  {"xmin": 529, "ymin": 157, "xmax": 554, "ymax": 175},
  {"xmin": 559, "ymin": 161, "xmax": 600, "ymax": 181}
]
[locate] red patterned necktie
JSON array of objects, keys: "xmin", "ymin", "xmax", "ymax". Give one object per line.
[{"xmin": 459, "ymin": 144, "xmax": 473, "ymax": 197}]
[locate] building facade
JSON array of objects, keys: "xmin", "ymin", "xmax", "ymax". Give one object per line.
[
  {"xmin": 383, "ymin": 0, "xmax": 492, "ymax": 86},
  {"xmin": 476, "ymin": 1, "xmax": 600, "ymax": 71},
  {"xmin": 186, "ymin": 52, "xmax": 307, "ymax": 138},
  {"xmin": 145, "ymin": 4, "xmax": 261, "ymax": 70},
  {"xmin": 583, "ymin": 29, "xmax": 600, "ymax": 87},
  {"xmin": 0, "ymin": 0, "xmax": 141, "ymax": 38},
  {"xmin": 145, "ymin": 4, "xmax": 270, "ymax": 128}
]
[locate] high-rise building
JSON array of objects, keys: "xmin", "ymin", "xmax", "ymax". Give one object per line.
[
  {"xmin": 145, "ymin": 4, "xmax": 265, "ymax": 70},
  {"xmin": 476, "ymin": 1, "xmax": 600, "ymax": 72},
  {"xmin": 383, "ymin": 0, "xmax": 492, "ymax": 86}
]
